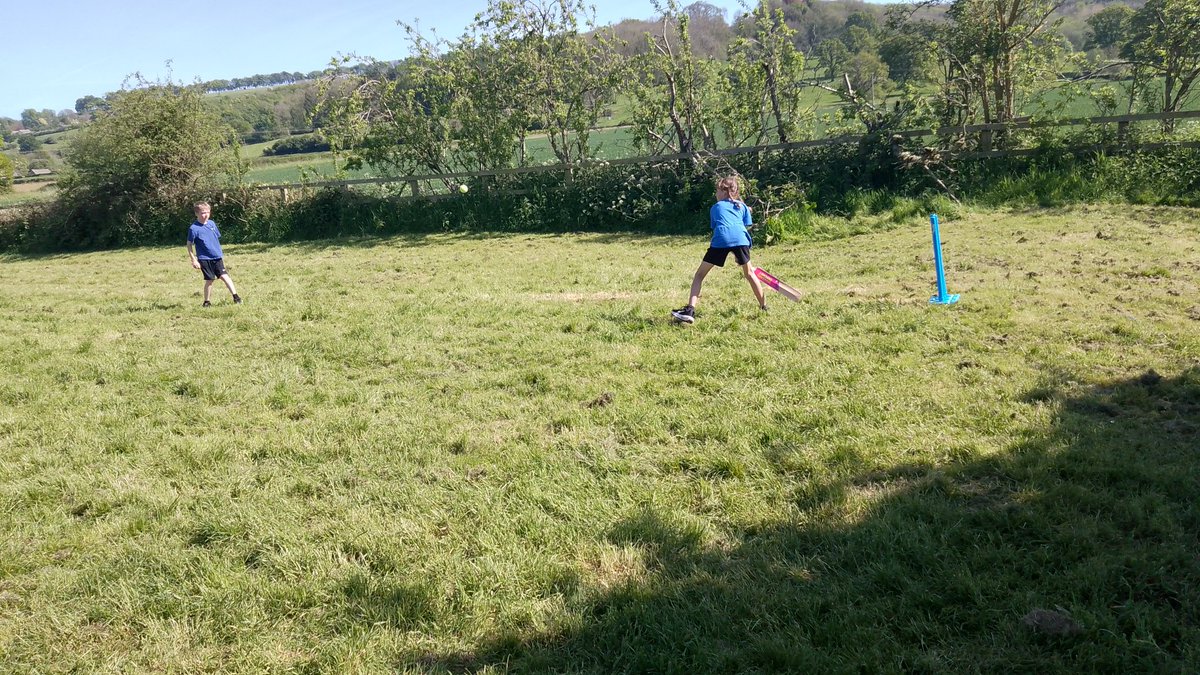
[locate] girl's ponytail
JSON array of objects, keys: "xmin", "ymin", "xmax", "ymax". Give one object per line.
[{"xmin": 717, "ymin": 176, "xmax": 743, "ymax": 210}]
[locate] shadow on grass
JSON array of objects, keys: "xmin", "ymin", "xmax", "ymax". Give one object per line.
[{"xmin": 411, "ymin": 367, "xmax": 1199, "ymax": 672}]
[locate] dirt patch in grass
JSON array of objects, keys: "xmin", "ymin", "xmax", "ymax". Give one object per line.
[{"xmin": 525, "ymin": 291, "xmax": 639, "ymax": 302}]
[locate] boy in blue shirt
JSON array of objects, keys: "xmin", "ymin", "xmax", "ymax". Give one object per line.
[
  {"xmin": 186, "ymin": 201, "xmax": 242, "ymax": 307},
  {"xmin": 671, "ymin": 176, "xmax": 766, "ymax": 323}
]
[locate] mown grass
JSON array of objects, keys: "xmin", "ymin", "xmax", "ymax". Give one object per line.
[{"xmin": 0, "ymin": 205, "xmax": 1198, "ymax": 672}]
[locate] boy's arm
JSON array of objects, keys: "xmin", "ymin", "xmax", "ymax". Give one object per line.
[{"xmin": 186, "ymin": 240, "xmax": 200, "ymax": 269}]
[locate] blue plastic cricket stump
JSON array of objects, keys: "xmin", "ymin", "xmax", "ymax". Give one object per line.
[{"xmin": 929, "ymin": 213, "xmax": 959, "ymax": 305}]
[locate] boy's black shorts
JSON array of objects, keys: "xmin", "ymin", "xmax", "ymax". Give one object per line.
[
  {"xmin": 199, "ymin": 258, "xmax": 227, "ymax": 281},
  {"xmin": 703, "ymin": 246, "xmax": 752, "ymax": 267}
]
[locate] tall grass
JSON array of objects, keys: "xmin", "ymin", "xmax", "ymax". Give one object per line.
[{"xmin": 1, "ymin": 205, "xmax": 1198, "ymax": 671}]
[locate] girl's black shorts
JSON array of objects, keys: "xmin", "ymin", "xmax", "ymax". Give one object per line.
[{"xmin": 703, "ymin": 246, "xmax": 751, "ymax": 267}]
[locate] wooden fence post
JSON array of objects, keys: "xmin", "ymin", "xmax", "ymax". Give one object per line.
[
  {"xmin": 408, "ymin": 179, "xmax": 420, "ymax": 197},
  {"xmin": 979, "ymin": 129, "xmax": 993, "ymax": 153},
  {"xmin": 1117, "ymin": 120, "xmax": 1130, "ymax": 145}
]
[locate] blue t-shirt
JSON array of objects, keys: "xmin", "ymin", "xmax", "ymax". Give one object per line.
[
  {"xmin": 187, "ymin": 220, "xmax": 223, "ymax": 260},
  {"xmin": 709, "ymin": 199, "xmax": 753, "ymax": 248}
]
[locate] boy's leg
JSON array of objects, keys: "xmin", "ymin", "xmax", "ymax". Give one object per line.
[
  {"xmin": 688, "ymin": 262, "xmax": 715, "ymax": 307},
  {"xmin": 741, "ymin": 262, "xmax": 767, "ymax": 309},
  {"xmin": 203, "ymin": 280, "xmax": 214, "ymax": 303},
  {"xmin": 219, "ymin": 273, "xmax": 239, "ymax": 298}
]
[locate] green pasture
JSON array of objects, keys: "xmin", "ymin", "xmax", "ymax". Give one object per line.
[
  {"xmin": 238, "ymin": 138, "xmax": 277, "ymax": 159},
  {"xmin": 1, "ymin": 204, "xmax": 1197, "ymax": 672},
  {"xmin": 240, "ymin": 127, "xmax": 642, "ymax": 184},
  {"xmin": 0, "ymin": 181, "xmax": 57, "ymax": 208}
]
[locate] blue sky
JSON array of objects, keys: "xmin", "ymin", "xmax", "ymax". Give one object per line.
[{"xmin": 3, "ymin": 0, "xmax": 765, "ymax": 119}]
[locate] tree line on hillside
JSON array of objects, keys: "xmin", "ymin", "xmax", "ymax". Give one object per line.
[{"xmin": 1, "ymin": 61, "xmax": 402, "ymax": 145}]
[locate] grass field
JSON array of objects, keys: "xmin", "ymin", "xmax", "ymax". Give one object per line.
[
  {"xmin": 240, "ymin": 127, "xmax": 643, "ymax": 185},
  {"xmin": 0, "ymin": 180, "xmax": 57, "ymax": 208},
  {"xmin": 1, "ymin": 205, "xmax": 1198, "ymax": 672}
]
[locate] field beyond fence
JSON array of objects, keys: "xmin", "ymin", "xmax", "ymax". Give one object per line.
[{"xmin": 246, "ymin": 110, "xmax": 1200, "ymax": 200}]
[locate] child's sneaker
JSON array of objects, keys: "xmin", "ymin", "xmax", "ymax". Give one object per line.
[
  {"xmin": 202, "ymin": 300, "xmax": 212, "ymax": 307},
  {"xmin": 670, "ymin": 305, "xmax": 695, "ymax": 324},
  {"xmin": 233, "ymin": 294, "xmax": 243, "ymax": 304},
  {"xmin": 759, "ymin": 303, "xmax": 768, "ymax": 312}
]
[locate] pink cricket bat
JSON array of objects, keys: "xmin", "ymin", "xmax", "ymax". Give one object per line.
[{"xmin": 754, "ymin": 267, "xmax": 802, "ymax": 302}]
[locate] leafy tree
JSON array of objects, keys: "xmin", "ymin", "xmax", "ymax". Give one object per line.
[
  {"xmin": 684, "ymin": 1, "xmax": 732, "ymax": 58},
  {"xmin": 459, "ymin": 0, "xmax": 625, "ymax": 166},
  {"xmin": 723, "ymin": 0, "xmax": 808, "ymax": 145},
  {"xmin": 817, "ymin": 38, "xmax": 850, "ymax": 80},
  {"xmin": 1121, "ymin": 0, "xmax": 1200, "ymax": 131},
  {"xmin": 936, "ymin": 0, "xmax": 1067, "ymax": 125},
  {"xmin": 846, "ymin": 50, "xmax": 891, "ymax": 102},
  {"xmin": 319, "ymin": 53, "xmax": 465, "ymax": 180},
  {"xmin": 779, "ymin": 0, "xmax": 859, "ymax": 55},
  {"xmin": 606, "ymin": 18, "xmax": 661, "ymax": 58},
  {"xmin": 0, "ymin": 152, "xmax": 13, "ymax": 193},
  {"xmin": 842, "ymin": 25, "xmax": 877, "ymax": 54},
  {"xmin": 58, "ymin": 78, "xmax": 243, "ymax": 243},
  {"xmin": 17, "ymin": 135, "xmax": 43, "ymax": 152},
  {"xmin": 1085, "ymin": 5, "xmax": 1133, "ymax": 52},
  {"xmin": 320, "ymin": 0, "xmax": 621, "ymax": 176},
  {"xmin": 74, "ymin": 95, "xmax": 105, "ymax": 115},
  {"xmin": 20, "ymin": 109, "xmax": 44, "ymax": 131},
  {"xmin": 879, "ymin": 29, "xmax": 935, "ymax": 85},
  {"xmin": 628, "ymin": 0, "xmax": 723, "ymax": 157},
  {"xmin": 844, "ymin": 10, "xmax": 879, "ymax": 35}
]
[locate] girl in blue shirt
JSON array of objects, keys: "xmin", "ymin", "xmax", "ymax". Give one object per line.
[{"xmin": 671, "ymin": 176, "xmax": 766, "ymax": 323}]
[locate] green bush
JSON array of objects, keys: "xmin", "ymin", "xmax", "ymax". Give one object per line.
[
  {"xmin": 262, "ymin": 134, "xmax": 331, "ymax": 156},
  {"xmin": 6, "ymin": 127, "xmax": 1200, "ymax": 254},
  {"xmin": 50, "ymin": 79, "xmax": 243, "ymax": 249},
  {"xmin": 0, "ymin": 152, "xmax": 12, "ymax": 193},
  {"xmin": 16, "ymin": 135, "xmax": 42, "ymax": 152}
]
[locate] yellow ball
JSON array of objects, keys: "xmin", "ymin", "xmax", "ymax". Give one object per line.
[{"xmin": 458, "ymin": 184, "xmax": 469, "ymax": 194}]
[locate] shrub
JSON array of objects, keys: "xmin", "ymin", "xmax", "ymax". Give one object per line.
[
  {"xmin": 54, "ymin": 78, "xmax": 244, "ymax": 248},
  {"xmin": 0, "ymin": 152, "xmax": 12, "ymax": 193},
  {"xmin": 262, "ymin": 134, "xmax": 332, "ymax": 156},
  {"xmin": 6, "ymin": 123, "xmax": 1200, "ymax": 254},
  {"xmin": 16, "ymin": 135, "xmax": 42, "ymax": 152}
]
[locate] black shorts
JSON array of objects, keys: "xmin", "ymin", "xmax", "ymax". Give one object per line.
[
  {"xmin": 199, "ymin": 258, "xmax": 227, "ymax": 281},
  {"xmin": 703, "ymin": 246, "xmax": 751, "ymax": 267}
]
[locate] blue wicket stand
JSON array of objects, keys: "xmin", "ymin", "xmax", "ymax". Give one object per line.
[{"xmin": 929, "ymin": 213, "xmax": 959, "ymax": 305}]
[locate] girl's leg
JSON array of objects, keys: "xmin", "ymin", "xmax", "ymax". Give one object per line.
[
  {"xmin": 741, "ymin": 262, "xmax": 766, "ymax": 308},
  {"xmin": 203, "ymin": 280, "xmax": 214, "ymax": 303},
  {"xmin": 219, "ymin": 273, "xmax": 238, "ymax": 297},
  {"xmin": 688, "ymin": 262, "xmax": 716, "ymax": 307}
]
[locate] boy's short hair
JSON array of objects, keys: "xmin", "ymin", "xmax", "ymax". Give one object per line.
[{"xmin": 193, "ymin": 201, "xmax": 211, "ymax": 212}]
